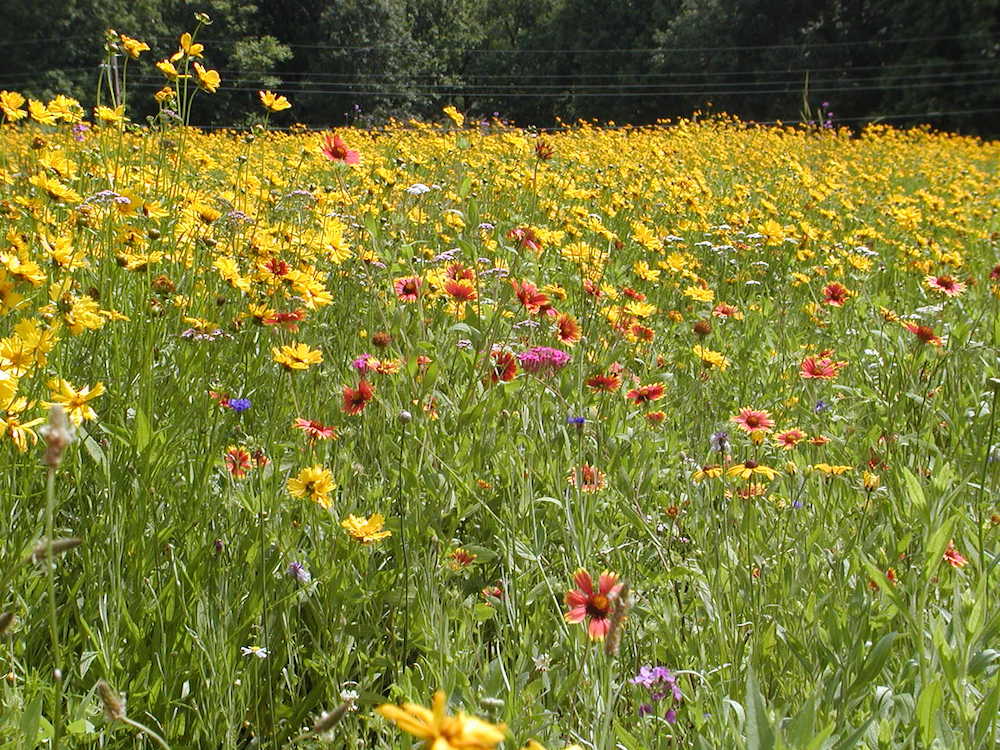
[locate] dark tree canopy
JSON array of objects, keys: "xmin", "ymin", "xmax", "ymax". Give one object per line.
[{"xmin": 1, "ymin": 0, "xmax": 997, "ymax": 133}]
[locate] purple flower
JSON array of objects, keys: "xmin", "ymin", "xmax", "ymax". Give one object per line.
[
  {"xmin": 227, "ymin": 398, "xmax": 251, "ymax": 413},
  {"xmin": 352, "ymin": 353, "xmax": 376, "ymax": 373},
  {"xmin": 632, "ymin": 665, "xmax": 683, "ymax": 719},
  {"xmin": 287, "ymin": 561, "xmax": 311, "ymax": 584},
  {"xmin": 517, "ymin": 346, "xmax": 570, "ymax": 376}
]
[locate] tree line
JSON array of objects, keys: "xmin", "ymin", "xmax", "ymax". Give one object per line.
[{"xmin": 2, "ymin": 0, "xmax": 998, "ymax": 133}]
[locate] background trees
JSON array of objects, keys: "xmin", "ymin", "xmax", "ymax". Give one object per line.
[{"xmin": 1, "ymin": 0, "xmax": 997, "ymax": 133}]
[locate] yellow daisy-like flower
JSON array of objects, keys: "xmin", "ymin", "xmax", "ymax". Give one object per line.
[
  {"xmin": 44, "ymin": 378, "xmax": 105, "ymax": 427},
  {"xmin": 0, "ymin": 90, "xmax": 28, "ymax": 121},
  {"xmin": 94, "ymin": 105, "xmax": 126, "ymax": 125},
  {"xmin": 272, "ymin": 342, "xmax": 323, "ymax": 371},
  {"xmin": 341, "ymin": 513, "xmax": 392, "ymax": 544},
  {"xmin": 155, "ymin": 60, "xmax": 186, "ymax": 82},
  {"xmin": 118, "ymin": 34, "xmax": 150, "ymax": 59},
  {"xmin": 376, "ymin": 690, "xmax": 506, "ymax": 750},
  {"xmin": 287, "ymin": 465, "xmax": 335, "ymax": 509},
  {"xmin": 442, "ymin": 105, "xmax": 464, "ymax": 127},
  {"xmin": 692, "ymin": 344, "xmax": 729, "ymax": 371},
  {"xmin": 726, "ymin": 460, "xmax": 779, "ymax": 481},
  {"xmin": 258, "ymin": 90, "xmax": 291, "ymax": 112},
  {"xmin": 812, "ymin": 463, "xmax": 853, "ymax": 476},
  {"xmin": 193, "ymin": 63, "xmax": 221, "ymax": 94},
  {"xmin": 692, "ymin": 464, "xmax": 724, "ymax": 483}
]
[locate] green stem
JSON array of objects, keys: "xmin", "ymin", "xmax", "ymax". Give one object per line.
[
  {"xmin": 121, "ymin": 716, "xmax": 173, "ymax": 750},
  {"xmin": 46, "ymin": 466, "xmax": 63, "ymax": 750}
]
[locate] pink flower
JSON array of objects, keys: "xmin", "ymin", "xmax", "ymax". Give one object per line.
[
  {"xmin": 517, "ymin": 346, "xmax": 570, "ymax": 376},
  {"xmin": 564, "ymin": 569, "xmax": 624, "ymax": 640},
  {"xmin": 321, "ymin": 132, "xmax": 360, "ymax": 165}
]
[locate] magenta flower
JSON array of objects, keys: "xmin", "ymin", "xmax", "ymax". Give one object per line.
[{"xmin": 517, "ymin": 346, "xmax": 570, "ymax": 376}]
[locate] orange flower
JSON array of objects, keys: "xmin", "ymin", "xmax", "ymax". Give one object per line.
[
  {"xmin": 626, "ymin": 383, "xmax": 665, "ymax": 404},
  {"xmin": 342, "ymin": 380, "xmax": 374, "ymax": 415},
  {"xmin": 731, "ymin": 407, "xmax": 774, "ymax": 433},
  {"xmin": 564, "ymin": 569, "xmax": 624, "ymax": 640}
]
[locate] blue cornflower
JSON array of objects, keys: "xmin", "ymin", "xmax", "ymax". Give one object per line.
[
  {"xmin": 227, "ymin": 398, "xmax": 251, "ymax": 413},
  {"xmin": 567, "ymin": 416, "xmax": 586, "ymax": 426}
]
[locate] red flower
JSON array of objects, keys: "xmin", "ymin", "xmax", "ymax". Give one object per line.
[
  {"xmin": 264, "ymin": 309, "xmax": 306, "ymax": 333},
  {"xmin": 822, "ymin": 282, "xmax": 851, "ymax": 307},
  {"xmin": 645, "ymin": 410, "xmax": 666, "ymax": 425},
  {"xmin": 626, "ymin": 383, "xmax": 665, "ymax": 404},
  {"xmin": 444, "ymin": 279, "xmax": 477, "ymax": 302},
  {"xmin": 507, "ymin": 227, "xmax": 542, "ymax": 252},
  {"xmin": 943, "ymin": 540, "xmax": 968, "ymax": 568},
  {"xmin": 446, "ymin": 263, "xmax": 474, "ymax": 281},
  {"xmin": 342, "ymin": 380, "xmax": 374, "ymax": 415},
  {"xmin": 925, "ymin": 274, "xmax": 965, "ymax": 297},
  {"xmin": 799, "ymin": 355, "xmax": 847, "ymax": 380},
  {"xmin": 224, "ymin": 446, "xmax": 252, "ymax": 478},
  {"xmin": 511, "ymin": 280, "xmax": 550, "ymax": 314},
  {"xmin": 564, "ymin": 569, "xmax": 624, "ymax": 640},
  {"xmin": 555, "ymin": 313, "xmax": 581, "ymax": 345},
  {"xmin": 904, "ymin": 321, "xmax": 943, "ymax": 347},
  {"xmin": 586, "ymin": 372, "xmax": 621, "ymax": 392},
  {"xmin": 293, "ymin": 418, "xmax": 337, "ymax": 441},
  {"xmin": 731, "ymin": 407, "xmax": 774, "ymax": 433},
  {"xmin": 489, "ymin": 349, "xmax": 518, "ymax": 383},
  {"xmin": 321, "ymin": 132, "xmax": 360, "ymax": 165},
  {"xmin": 393, "ymin": 276, "xmax": 422, "ymax": 303},
  {"xmin": 209, "ymin": 390, "xmax": 230, "ymax": 408}
]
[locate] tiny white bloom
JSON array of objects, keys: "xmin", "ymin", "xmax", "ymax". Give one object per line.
[{"xmin": 241, "ymin": 645, "xmax": 268, "ymax": 658}]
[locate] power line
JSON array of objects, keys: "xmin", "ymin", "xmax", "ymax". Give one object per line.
[
  {"xmin": 177, "ymin": 32, "xmax": 996, "ymax": 54},
  {"xmin": 3, "ymin": 58, "xmax": 995, "ymax": 87},
  {"xmin": 116, "ymin": 76, "xmax": 1000, "ymax": 98},
  {"xmin": 181, "ymin": 106, "xmax": 1000, "ymax": 131}
]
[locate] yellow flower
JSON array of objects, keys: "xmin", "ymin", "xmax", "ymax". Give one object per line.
[
  {"xmin": 692, "ymin": 344, "xmax": 729, "ymax": 371},
  {"xmin": 812, "ymin": 463, "xmax": 853, "ymax": 476},
  {"xmin": 193, "ymin": 63, "xmax": 221, "ymax": 94},
  {"xmin": 442, "ymin": 106, "xmax": 464, "ymax": 127},
  {"xmin": 28, "ymin": 100, "xmax": 58, "ymax": 126},
  {"xmin": 0, "ymin": 405, "xmax": 45, "ymax": 452},
  {"xmin": 94, "ymin": 105, "xmax": 126, "ymax": 125},
  {"xmin": 376, "ymin": 690, "xmax": 506, "ymax": 750},
  {"xmin": 0, "ymin": 90, "xmax": 27, "ymax": 121},
  {"xmin": 118, "ymin": 34, "xmax": 150, "ymax": 59},
  {"xmin": 727, "ymin": 460, "xmax": 779, "ymax": 481},
  {"xmin": 692, "ymin": 464, "xmax": 723, "ymax": 483},
  {"xmin": 259, "ymin": 90, "xmax": 291, "ymax": 112},
  {"xmin": 682, "ymin": 284, "xmax": 714, "ymax": 303},
  {"xmin": 170, "ymin": 32, "xmax": 204, "ymax": 62},
  {"xmin": 287, "ymin": 465, "xmax": 335, "ymax": 509},
  {"xmin": 44, "ymin": 379, "xmax": 105, "ymax": 426},
  {"xmin": 155, "ymin": 60, "xmax": 186, "ymax": 82},
  {"xmin": 272, "ymin": 342, "xmax": 323, "ymax": 371},
  {"xmin": 154, "ymin": 86, "xmax": 176, "ymax": 105},
  {"xmin": 862, "ymin": 471, "xmax": 881, "ymax": 492},
  {"xmin": 341, "ymin": 513, "xmax": 392, "ymax": 544}
]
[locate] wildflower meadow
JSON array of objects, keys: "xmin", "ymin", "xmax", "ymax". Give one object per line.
[{"xmin": 0, "ymin": 24, "xmax": 999, "ymax": 750}]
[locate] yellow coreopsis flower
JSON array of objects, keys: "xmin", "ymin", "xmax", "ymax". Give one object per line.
[
  {"xmin": 693, "ymin": 344, "xmax": 729, "ymax": 371},
  {"xmin": 341, "ymin": 513, "xmax": 392, "ymax": 544},
  {"xmin": 94, "ymin": 105, "xmax": 126, "ymax": 125},
  {"xmin": 287, "ymin": 465, "xmax": 335, "ymax": 509},
  {"xmin": 170, "ymin": 32, "xmax": 204, "ymax": 62},
  {"xmin": 28, "ymin": 100, "xmax": 58, "ymax": 125},
  {"xmin": 155, "ymin": 60, "xmax": 186, "ymax": 82},
  {"xmin": 376, "ymin": 690, "xmax": 506, "ymax": 750},
  {"xmin": 258, "ymin": 90, "xmax": 291, "ymax": 112},
  {"xmin": 0, "ymin": 90, "xmax": 27, "ymax": 121},
  {"xmin": 272, "ymin": 342, "xmax": 323, "ymax": 371},
  {"xmin": 44, "ymin": 378, "xmax": 105, "ymax": 426},
  {"xmin": 118, "ymin": 34, "xmax": 150, "ymax": 59},
  {"xmin": 193, "ymin": 63, "xmax": 220, "ymax": 94},
  {"xmin": 442, "ymin": 105, "xmax": 464, "ymax": 127}
]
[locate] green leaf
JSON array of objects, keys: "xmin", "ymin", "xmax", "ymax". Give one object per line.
[
  {"xmin": 851, "ymin": 632, "xmax": 898, "ymax": 694},
  {"xmin": 19, "ymin": 696, "xmax": 42, "ymax": 750},
  {"xmin": 916, "ymin": 678, "xmax": 942, "ymax": 747},
  {"xmin": 745, "ymin": 667, "xmax": 775, "ymax": 750}
]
